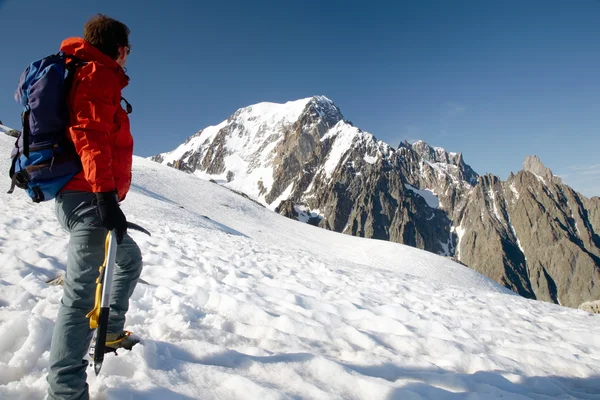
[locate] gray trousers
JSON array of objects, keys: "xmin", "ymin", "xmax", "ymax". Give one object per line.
[{"xmin": 47, "ymin": 191, "xmax": 143, "ymax": 400}]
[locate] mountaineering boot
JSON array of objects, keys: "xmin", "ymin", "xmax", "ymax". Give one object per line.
[
  {"xmin": 105, "ymin": 330, "xmax": 140, "ymax": 351},
  {"xmin": 90, "ymin": 330, "xmax": 140, "ymax": 358}
]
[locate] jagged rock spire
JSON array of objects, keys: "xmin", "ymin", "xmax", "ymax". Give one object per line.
[{"xmin": 522, "ymin": 155, "xmax": 553, "ymax": 181}]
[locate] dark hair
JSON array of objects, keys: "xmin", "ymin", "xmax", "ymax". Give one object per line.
[{"xmin": 83, "ymin": 14, "xmax": 130, "ymax": 60}]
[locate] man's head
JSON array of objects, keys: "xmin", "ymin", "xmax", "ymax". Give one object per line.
[{"xmin": 84, "ymin": 14, "xmax": 130, "ymax": 68}]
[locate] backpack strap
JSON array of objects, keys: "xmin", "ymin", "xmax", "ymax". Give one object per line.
[
  {"xmin": 21, "ymin": 106, "xmax": 31, "ymax": 158},
  {"xmin": 7, "ymin": 180, "xmax": 16, "ymax": 194},
  {"xmin": 64, "ymin": 54, "xmax": 84, "ymax": 94},
  {"xmin": 7, "ymin": 133, "xmax": 18, "ymax": 194},
  {"xmin": 31, "ymin": 186, "xmax": 45, "ymax": 203},
  {"xmin": 7, "ymin": 172, "xmax": 17, "ymax": 194},
  {"xmin": 7, "ymin": 162, "xmax": 27, "ymax": 194}
]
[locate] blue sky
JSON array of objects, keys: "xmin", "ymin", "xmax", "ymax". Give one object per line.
[{"xmin": 1, "ymin": 0, "xmax": 599, "ymax": 196}]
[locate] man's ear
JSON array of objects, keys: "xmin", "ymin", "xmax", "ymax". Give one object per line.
[{"xmin": 116, "ymin": 47, "xmax": 127, "ymax": 66}]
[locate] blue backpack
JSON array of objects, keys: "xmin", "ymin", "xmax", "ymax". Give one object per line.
[{"xmin": 8, "ymin": 52, "xmax": 84, "ymax": 203}]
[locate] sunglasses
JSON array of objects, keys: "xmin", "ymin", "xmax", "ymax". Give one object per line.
[{"xmin": 126, "ymin": 46, "xmax": 131, "ymax": 56}]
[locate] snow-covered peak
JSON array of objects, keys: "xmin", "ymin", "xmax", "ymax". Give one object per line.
[
  {"xmin": 153, "ymin": 96, "xmax": 350, "ymax": 206},
  {"xmin": 158, "ymin": 99, "xmax": 305, "ymax": 167},
  {"xmin": 233, "ymin": 97, "xmax": 312, "ymax": 127},
  {"xmin": 299, "ymin": 95, "xmax": 344, "ymax": 128},
  {"xmin": 158, "ymin": 96, "xmax": 343, "ymax": 166},
  {"xmin": 230, "ymin": 95, "xmax": 342, "ymax": 127}
]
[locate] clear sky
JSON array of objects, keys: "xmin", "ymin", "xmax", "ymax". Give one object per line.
[{"xmin": 1, "ymin": 0, "xmax": 599, "ymax": 196}]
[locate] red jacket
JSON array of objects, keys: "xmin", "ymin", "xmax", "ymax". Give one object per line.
[{"xmin": 60, "ymin": 38, "xmax": 133, "ymax": 201}]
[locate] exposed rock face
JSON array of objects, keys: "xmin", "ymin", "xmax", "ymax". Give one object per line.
[
  {"xmin": 455, "ymin": 163, "xmax": 600, "ymax": 307},
  {"xmin": 275, "ymin": 199, "xmax": 298, "ymax": 219},
  {"xmin": 522, "ymin": 155, "xmax": 562, "ymax": 184},
  {"xmin": 579, "ymin": 300, "xmax": 600, "ymax": 314},
  {"xmin": 583, "ymin": 195, "xmax": 600, "ymax": 235},
  {"xmin": 151, "ymin": 96, "xmax": 600, "ymax": 308},
  {"xmin": 506, "ymin": 170, "xmax": 600, "ymax": 307},
  {"xmin": 409, "ymin": 140, "xmax": 478, "ymax": 186},
  {"xmin": 396, "ymin": 141, "xmax": 475, "ymax": 222},
  {"xmin": 456, "ymin": 174, "xmax": 535, "ymax": 299},
  {"xmin": 266, "ymin": 98, "xmax": 343, "ymax": 204}
]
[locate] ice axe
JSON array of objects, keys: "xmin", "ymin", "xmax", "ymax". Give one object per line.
[{"xmin": 87, "ymin": 221, "xmax": 151, "ymax": 375}]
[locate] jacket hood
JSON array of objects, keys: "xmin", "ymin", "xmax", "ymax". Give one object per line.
[{"xmin": 60, "ymin": 37, "xmax": 129, "ymax": 87}]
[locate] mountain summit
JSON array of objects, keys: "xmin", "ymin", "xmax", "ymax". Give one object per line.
[{"xmin": 152, "ymin": 97, "xmax": 600, "ymax": 308}]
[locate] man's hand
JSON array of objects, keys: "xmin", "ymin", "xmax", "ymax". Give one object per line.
[{"xmin": 95, "ymin": 191, "xmax": 127, "ymax": 244}]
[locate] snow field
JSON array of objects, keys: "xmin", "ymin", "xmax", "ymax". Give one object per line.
[{"xmin": 0, "ymin": 134, "xmax": 599, "ymax": 399}]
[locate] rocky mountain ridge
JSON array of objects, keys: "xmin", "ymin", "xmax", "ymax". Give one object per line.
[{"xmin": 151, "ymin": 96, "xmax": 600, "ymax": 308}]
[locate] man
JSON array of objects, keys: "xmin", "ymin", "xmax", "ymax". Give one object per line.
[{"xmin": 47, "ymin": 14, "xmax": 143, "ymax": 400}]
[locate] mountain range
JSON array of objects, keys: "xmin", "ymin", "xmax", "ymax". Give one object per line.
[{"xmin": 152, "ymin": 96, "xmax": 600, "ymax": 308}]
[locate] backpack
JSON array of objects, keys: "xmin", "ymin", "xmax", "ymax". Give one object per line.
[{"xmin": 8, "ymin": 52, "xmax": 84, "ymax": 203}]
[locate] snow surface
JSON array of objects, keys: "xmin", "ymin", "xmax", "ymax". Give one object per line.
[
  {"xmin": 453, "ymin": 225, "xmax": 466, "ymax": 260},
  {"xmin": 321, "ymin": 122, "xmax": 359, "ymax": 179},
  {"xmin": 532, "ymin": 173, "xmax": 547, "ymax": 186},
  {"xmin": 488, "ymin": 188, "xmax": 503, "ymax": 223},
  {"xmin": 404, "ymin": 184, "xmax": 440, "ymax": 209},
  {"xmin": 509, "ymin": 183, "xmax": 520, "ymax": 201},
  {"xmin": 1, "ymin": 132, "xmax": 600, "ymax": 399},
  {"xmin": 363, "ymin": 155, "xmax": 377, "ymax": 164},
  {"xmin": 316, "ymin": 121, "xmax": 393, "ymax": 182}
]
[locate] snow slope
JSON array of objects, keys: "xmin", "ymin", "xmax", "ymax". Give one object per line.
[
  {"xmin": 1, "ymin": 132, "xmax": 599, "ymax": 399},
  {"xmin": 404, "ymin": 184, "xmax": 440, "ymax": 209}
]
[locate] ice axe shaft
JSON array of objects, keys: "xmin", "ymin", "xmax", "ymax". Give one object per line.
[{"xmin": 93, "ymin": 230, "xmax": 118, "ymax": 375}]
